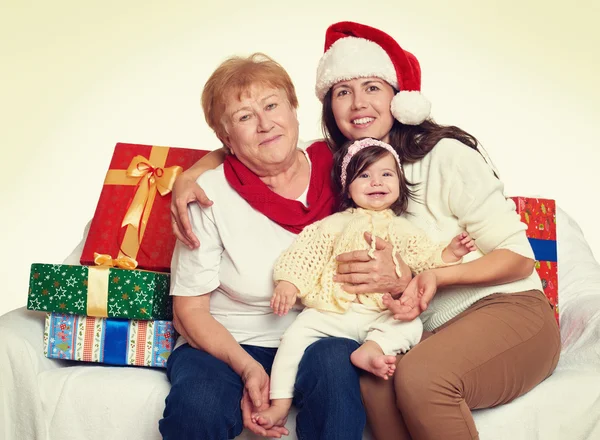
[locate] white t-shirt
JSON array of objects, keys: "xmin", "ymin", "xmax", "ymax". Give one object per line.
[{"xmin": 170, "ymin": 148, "xmax": 311, "ymax": 348}]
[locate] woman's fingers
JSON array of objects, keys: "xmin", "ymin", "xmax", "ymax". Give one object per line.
[
  {"xmin": 334, "ymin": 271, "xmax": 374, "ymax": 283},
  {"xmin": 390, "ymin": 295, "xmax": 421, "ymax": 320},
  {"xmin": 385, "ymin": 297, "xmax": 417, "ymax": 320},
  {"xmin": 245, "ymin": 378, "xmax": 263, "ymax": 409},
  {"xmin": 174, "ymin": 199, "xmax": 200, "ymax": 249},
  {"xmin": 193, "ymin": 186, "xmax": 214, "ymax": 208},
  {"xmin": 170, "ymin": 174, "xmax": 211, "ymax": 249},
  {"xmin": 270, "ymin": 426, "xmax": 289, "ymax": 437},
  {"xmin": 340, "ymin": 281, "xmax": 378, "ymax": 294},
  {"xmin": 419, "ymin": 284, "xmax": 436, "ymax": 311},
  {"xmin": 393, "ymin": 308, "xmax": 420, "ymax": 321},
  {"xmin": 335, "ymin": 234, "xmax": 409, "ymax": 295},
  {"xmin": 336, "ymin": 249, "xmax": 372, "ymax": 264},
  {"xmin": 241, "ymin": 391, "xmax": 269, "ymax": 437},
  {"xmin": 364, "ymin": 232, "xmax": 393, "ymax": 251},
  {"xmin": 170, "ymin": 215, "xmax": 195, "ymax": 249},
  {"xmin": 335, "ymin": 234, "xmax": 392, "ymax": 264},
  {"xmin": 336, "ymin": 261, "xmax": 373, "ymax": 276}
]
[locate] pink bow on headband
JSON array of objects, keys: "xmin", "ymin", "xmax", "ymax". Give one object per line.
[{"xmin": 340, "ymin": 138, "xmax": 402, "ymax": 188}]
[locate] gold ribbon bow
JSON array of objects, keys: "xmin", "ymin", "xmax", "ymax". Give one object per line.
[
  {"xmin": 93, "ymin": 252, "xmax": 138, "ymax": 270},
  {"xmin": 104, "ymin": 146, "xmax": 182, "ymax": 259},
  {"xmin": 86, "ymin": 253, "xmax": 139, "ymax": 317}
]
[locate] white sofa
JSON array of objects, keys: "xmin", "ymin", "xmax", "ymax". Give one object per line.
[{"xmin": 2, "ymin": 206, "xmax": 600, "ymax": 440}]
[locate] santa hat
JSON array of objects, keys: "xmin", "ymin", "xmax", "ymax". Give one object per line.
[{"xmin": 316, "ymin": 21, "xmax": 431, "ymax": 125}]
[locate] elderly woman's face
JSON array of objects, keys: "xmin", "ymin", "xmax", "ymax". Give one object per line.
[{"xmin": 222, "ymin": 85, "xmax": 299, "ymax": 176}]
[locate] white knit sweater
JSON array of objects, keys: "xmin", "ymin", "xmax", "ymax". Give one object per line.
[
  {"xmin": 402, "ymin": 138, "xmax": 543, "ymax": 331},
  {"xmin": 273, "ymin": 208, "xmax": 450, "ymax": 313}
]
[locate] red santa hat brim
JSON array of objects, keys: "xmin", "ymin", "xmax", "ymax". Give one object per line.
[
  {"xmin": 315, "ymin": 36, "xmax": 398, "ymax": 101},
  {"xmin": 316, "ymin": 22, "xmax": 431, "ymax": 125}
]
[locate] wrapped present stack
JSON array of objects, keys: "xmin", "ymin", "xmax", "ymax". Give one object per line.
[
  {"xmin": 28, "ymin": 143, "xmax": 208, "ymax": 367},
  {"xmin": 511, "ymin": 197, "xmax": 559, "ymax": 324}
]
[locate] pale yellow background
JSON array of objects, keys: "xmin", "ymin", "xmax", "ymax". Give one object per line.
[{"xmin": 2, "ymin": 0, "xmax": 599, "ymax": 316}]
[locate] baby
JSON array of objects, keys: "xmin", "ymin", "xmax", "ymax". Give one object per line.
[{"xmin": 254, "ymin": 138, "xmax": 476, "ymax": 428}]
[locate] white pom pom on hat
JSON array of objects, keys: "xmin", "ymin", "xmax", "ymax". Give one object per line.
[{"xmin": 315, "ymin": 21, "xmax": 431, "ymax": 125}]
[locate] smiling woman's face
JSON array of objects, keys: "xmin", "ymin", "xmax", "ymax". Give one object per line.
[
  {"xmin": 330, "ymin": 77, "xmax": 395, "ymax": 143},
  {"xmin": 221, "ymin": 84, "xmax": 299, "ymax": 177}
]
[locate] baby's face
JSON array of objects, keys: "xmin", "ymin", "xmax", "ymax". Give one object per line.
[{"xmin": 348, "ymin": 153, "xmax": 400, "ymax": 211}]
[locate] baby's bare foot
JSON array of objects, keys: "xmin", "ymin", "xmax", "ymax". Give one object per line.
[
  {"xmin": 252, "ymin": 405, "xmax": 289, "ymax": 430},
  {"xmin": 351, "ymin": 350, "xmax": 397, "ymax": 380}
]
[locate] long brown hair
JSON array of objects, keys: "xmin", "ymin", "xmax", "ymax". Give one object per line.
[
  {"xmin": 332, "ymin": 141, "xmax": 414, "ymax": 216},
  {"xmin": 321, "ymin": 88, "xmax": 480, "ymax": 163}
]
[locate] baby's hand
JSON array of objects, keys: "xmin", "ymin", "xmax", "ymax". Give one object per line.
[
  {"xmin": 270, "ymin": 281, "xmax": 299, "ymax": 316},
  {"xmin": 448, "ymin": 232, "xmax": 477, "ymax": 259},
  {"xmin": 382, "ymin": 293, "xmax": 416, "ymax": 316}
]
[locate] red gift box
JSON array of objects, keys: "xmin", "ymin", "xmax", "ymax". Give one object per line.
[
  {"xmin": 81, "ymin": 143, "xmax": 208, "ymax": 272},
  {"xmin": 511, "ymin": 197, "xmax": 556, "ymax": 240},
  {"xmin": 536, "ymin": 260, "xmax": 558, "ymax": 311},
  {"xmin": 511, "ymin": 197, "xmax": 559, "ymax": 324}
]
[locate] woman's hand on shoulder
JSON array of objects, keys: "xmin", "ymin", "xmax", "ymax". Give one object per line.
[
  {"xmin": 170, "ymin": 171, "xmax": 213, "ymax": 249},
  {"xmin": 334, "ymin": 232, "xmax": 412, "ymax": 296},
  {"xmin": 383, "ymin": 270, "xmax": 438, "ymax": 321}
]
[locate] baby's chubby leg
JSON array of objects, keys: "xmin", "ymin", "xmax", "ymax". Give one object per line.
[
  {"xmin": 252, "ymin": 398, "xmax": 293, "ymax": 429},
  {"xmin": 265, "ymin": 308, "xmax": 346, "ymax": 429},
  {"xmin": 356, "ymin": 308, "xmax": 423, "ymax": 379},
  {"xmin": 350, "ymin": 340, "xmax": 397, "ymax": 379}
]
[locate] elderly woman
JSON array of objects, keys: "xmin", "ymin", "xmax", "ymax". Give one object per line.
[{"xmin": 158, "ymin": 53, "xmax": 375, "ymax": 440}]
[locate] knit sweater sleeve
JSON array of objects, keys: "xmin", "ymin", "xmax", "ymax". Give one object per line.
[
  {"xmin": 390, "ymin": 218, "xmax": 450, "ymax": 275},
  {"xmin": 273, "ymin": 217, "xmax": 337, "ymax": 298},
  {"xmin": 429, "ymin": 140, "xmax": 535, "ymax": 259}
]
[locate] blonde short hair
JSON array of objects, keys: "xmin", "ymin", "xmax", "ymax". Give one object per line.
[{"xmin": 201, "ymin": 53, "xmax": 299, "ymax": 140}]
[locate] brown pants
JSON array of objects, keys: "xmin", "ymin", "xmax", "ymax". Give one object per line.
[{"xmin": 360, "ymin": 289, "xmax": 561, "ymax": 440}]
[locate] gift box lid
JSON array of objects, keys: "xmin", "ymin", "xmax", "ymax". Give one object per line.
[{"xmin": 28, "ymin": 263, "xmax": 172, "ymax": 320}]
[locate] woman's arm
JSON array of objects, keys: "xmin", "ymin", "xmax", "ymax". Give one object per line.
[
  {"xmin": 173, "ymin": 294, "xmax": 255, "ymax": 375},
  {"xmin": 170, "ymin": 189, "xmax": 254, "ymax": 376},
  {"xmin": 385, "ymin": 249, "xmax": 535, "ymax": 320},
  {"xmin": 430, "ymin": 141, "xmax": 538, "ymax": 287},
  {"xmin": 433, "ymin": 249, "xmax": 534, "ymax": 287},
  {"xmin": 386, "ymin": 142, "xmax": 539, "ymax": 319},
  {"xmin": 171, "ymin": 148, "xmax": 228, "ymax": 249},
  {"xmin": 170, "ymin": 193, "xmax": 288, "ymax": 438},
  {"xmin": 184, "ymin": 148, "xmax": 229, "ymax": 181},
  {"xmin": 173, "ymin": 294, "xmax": 288, "ymax": 438}
]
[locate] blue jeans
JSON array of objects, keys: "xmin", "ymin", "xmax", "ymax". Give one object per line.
[
  {"xmin": 159, "ymin": 338, "xmax": 365, "ymax": 440},
  {"xmin": 294, "ymin": 337, "xmax": 366, "ymax": 440},
  {"xmin": 159, "ymin": 343, "xmax": 277, "ymax": 440}
]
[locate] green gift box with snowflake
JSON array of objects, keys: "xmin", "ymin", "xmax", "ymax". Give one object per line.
[{"xmin": 27, "ymin": 263, "xmax": 172, "ymax": 320}]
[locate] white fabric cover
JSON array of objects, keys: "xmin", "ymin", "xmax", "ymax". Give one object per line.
[{"xmin": 1, "ymin": 207, "xmax": 600, "ymax": 440}]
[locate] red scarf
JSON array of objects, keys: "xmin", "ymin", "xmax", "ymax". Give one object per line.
[{"xmin": 224, "ymin": 141, "xmax": 335, "ymax": 234}]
